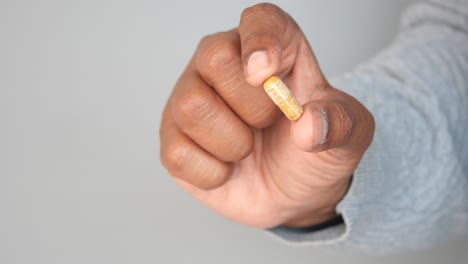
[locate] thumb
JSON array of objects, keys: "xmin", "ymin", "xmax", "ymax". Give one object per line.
[{"xmin": 290, "ymin": 89, "xmax": 375, "ymax": 157}]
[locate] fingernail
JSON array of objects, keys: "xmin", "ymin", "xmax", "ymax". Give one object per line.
[
  {"xmin": 312, "ymin": 109, "xmax": 328, "ymax": 147},
  {"xmin": 246, "ymin": 51, "xmax": 269, "ymax": 76}
]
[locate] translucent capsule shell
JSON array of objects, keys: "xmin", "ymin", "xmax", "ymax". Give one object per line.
[{"xmin": 263, "ymin": 76, "xmax": 304, "ymax": 121}]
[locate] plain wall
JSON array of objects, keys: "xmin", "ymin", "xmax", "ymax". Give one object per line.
[{"xmin": 1, "ymin": 0, "xmax": 467, "ymax": 263}]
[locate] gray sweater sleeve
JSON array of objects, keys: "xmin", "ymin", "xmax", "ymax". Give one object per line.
[{"xmin": 270, "ymin": 0, "xmax": 468, "ymax": 253}]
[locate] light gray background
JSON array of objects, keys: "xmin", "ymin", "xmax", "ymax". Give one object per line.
[{"xmin": 1, "ymin": 0, "xmax": 467, "ymax": 263}]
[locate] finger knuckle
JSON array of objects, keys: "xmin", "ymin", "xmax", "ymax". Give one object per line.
[
  {"xmin": 242, "ymin": 3, "xmax": 281, "ymax": 20},
  {"xmin": 161, "ymin": 144, "xmax": 190, "ymax": 175},
  {"xmin": 172, "ymin": 91, "xmax": 213, "ymax": 128},
  {"xmin": 197, "ymin": 33, "xmax": 238, "ymax": 74},
  {"xmin": 198, "ymin": 34, "xmax": 216, "ymax": 51}
]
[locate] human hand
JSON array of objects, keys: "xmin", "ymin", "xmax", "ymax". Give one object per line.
[{"xmin": 160, "ymin": 3, "xmax": 375, "ymax": 228}]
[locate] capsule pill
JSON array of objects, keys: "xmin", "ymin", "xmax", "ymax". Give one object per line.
[{"xmin": 263, "ymin": 76, "xmax": 303, "ymax": 121}]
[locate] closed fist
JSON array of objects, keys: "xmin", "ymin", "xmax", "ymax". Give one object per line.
[{"xmin": 160, "ymin": 3, "xmax": 374, "ymax": 228}]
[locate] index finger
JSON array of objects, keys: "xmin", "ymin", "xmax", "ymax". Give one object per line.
[{"xmin": 239, "ymin": 3, "xmax": 300, "ymax": 86}]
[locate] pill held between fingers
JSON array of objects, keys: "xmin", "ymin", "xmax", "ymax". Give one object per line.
[{"xmin": 263, "ymin": 76, "xmax": 304, "ymax": 121}]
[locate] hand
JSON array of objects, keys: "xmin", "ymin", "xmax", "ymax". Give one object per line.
[{"xmin": 160, "ymin": 3, "xmax": 375, "ymax": 228}]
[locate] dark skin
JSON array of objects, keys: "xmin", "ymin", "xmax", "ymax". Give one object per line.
[{"xmin": 160, "ymin": 3, "xmax": 375, "ymax": 228}]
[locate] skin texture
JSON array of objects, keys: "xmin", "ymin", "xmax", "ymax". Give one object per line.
[{"xmin": 160, "ymin": 3, "xmax": 375, "ymax": 228}]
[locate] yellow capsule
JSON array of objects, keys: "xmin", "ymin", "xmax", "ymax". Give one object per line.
[{"xmin": 263, "ymin": 76, "xmax": 303, "ymax": 121}]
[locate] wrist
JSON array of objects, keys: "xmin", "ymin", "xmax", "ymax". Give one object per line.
[{"xmin": 281, "ymin": 175, "xmax": 351, "ymax": 228}]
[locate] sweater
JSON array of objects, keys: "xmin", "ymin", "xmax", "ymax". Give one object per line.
[{"xmin": 270, "ymin": 0, "xmax": 468, "ymax": 254}]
